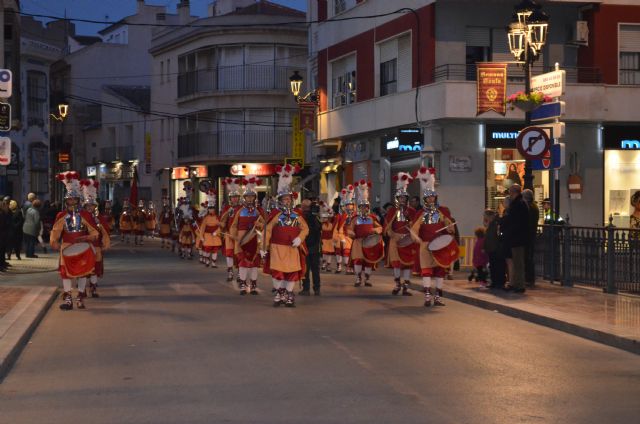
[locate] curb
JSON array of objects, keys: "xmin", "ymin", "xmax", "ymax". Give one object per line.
[
  {"xmin": 0, "ymin": 287, "xmax": 58, "ymax": 382},
  {"xmin": 409, "ymin": 283, "xmax": 640, "ymax": 355}
]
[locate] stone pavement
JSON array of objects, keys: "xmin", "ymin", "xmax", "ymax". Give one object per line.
[{"xmin": 2, "ymin": 251, "xmax": 58, "ymax": 274}]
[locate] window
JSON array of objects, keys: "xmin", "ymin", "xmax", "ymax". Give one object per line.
[
  {"xmin": 330, "ymin": 54, "xmax": 356, "ymax": 108},
  {"xmin": 619, "ymin": 25, "xmax": 640, "ymax": 85},
  {"xmin": 380, "ymin": 59, "xmax": 397, "ymax": 96},
  {"xmin": 30, "ymin": 171, "xmax": 48, "ymax": 194},
  {"xmin": 27, "ymin": 71, "xmax": 47, "ymax": 126},
  {"xmin": 333, "ymin": 0, "xmax": 355, "ymax": 16}
]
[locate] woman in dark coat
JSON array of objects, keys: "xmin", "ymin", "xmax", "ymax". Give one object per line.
[{"xmin": 7, "ymin": 200, "xmax": 24, "ymax": 260}]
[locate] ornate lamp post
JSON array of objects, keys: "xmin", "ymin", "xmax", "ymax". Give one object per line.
[
  {"xmin": 507, "ymin": 0, "xmax": 549, "ymax": 190},
  {"xmin": 289, "ymin": 70, "xmax": 318, "ymax": 104}
]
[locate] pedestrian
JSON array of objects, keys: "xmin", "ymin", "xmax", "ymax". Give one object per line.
[
  {"xmin": 522, "ymin": 189, "xmax": 539, "ymax": 287},
  {"xmin": 197, "ymin": 190, "xmax": 223, "ymax": 268},
  {"xmin": 21, "ymin": 192, "xmax": 36, "ymax": 217},
  {"xmin": 0, "ymin": 198, "xmax": 10, "ymax": 271},
  {"xmin": 7, "ymin": 200, "xmax": 24, "ymax": 260},
  {"xmin": 468, "ymin": 227, "xmax": 489, "ymax": 285},
  {"xmin": 23, "ymin": 199, "xmax": 42, "ymax": 258},
  {"xmin": 319, "ymin": 201, "xmax": 337, "ymax": 272},
  {"xmin": 81, "ymin": 179, "xmax": 111, "ymax": 298},
  {"xmin": 220, "ymin": 178, "xmax": 242, "ymax": 281},
  {"xmin": 335, "ymin": 185, "xmax": 356, "ymax": 275},
  {"xmin": 483, "ymin": 209, "xmax": 505, "ymax": 289},
  {"xmin": 300, "ymin": 197, "xmax": 321, "ymax": 296},
  {"xmin": 409, "ymin": 195, "xmax": 421, "ymax": 211},
  {"xmin": 502, "ymin": 185, "xmax": 530, "ymax": 293},
  {"xmin": 331, "ymin": 197, "xmax": 341, "ymax": 215}
]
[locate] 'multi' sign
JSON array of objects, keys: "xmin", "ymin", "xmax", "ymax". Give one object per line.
[{"xmin": 621, "ymin": 140, "xmax": 640, "ymax": 149}]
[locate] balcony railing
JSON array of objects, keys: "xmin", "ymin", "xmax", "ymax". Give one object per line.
[
  {"xmin": 178, "ymin": 65, "xmax": 300, "ymax": 98},
  {"xmin": 177, "ymin": 129, "xmax": 291, "ymax": 160},
  {"xmin": 433, "ymin": 64, "xmax": 602, "ymax": 84},
  {"xmin": 100, "ymin": 145, "xmax": 136, "ymax": 162}
]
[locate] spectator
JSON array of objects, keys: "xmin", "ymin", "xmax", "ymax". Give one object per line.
[
  {"xmin": 7, "ymin": 200, "xmax": 24, "ymax": 260},
  {"xmin": 0, "ymin": 198, "xmax": 10, "ymax": 271},
  {"xmin": 22, "ymin": 192, "xmax": 36, "ymax": 217},
  {"xmin": 112, "ymin": 200, "xmax": 123, "ymax": 233},
  {"xmin": 23, "ymin": 199, "xmax": 42, "ymax": 258},
  {"xmin": 542, "ymin": 198, "xmax": 563, "ymax": 224},
  {"xmin": 409, "ymin": 196, "xmax": 421, "ymax": 211},
  {"xmin": 331, "ymin": 197, "xmax": 341, "ymax": 215},
  {"xmin": 483, "ymin": 209, "xmax": 505, "ymax": 289},
  {"xmin": 468, "ymin": 227, "xmax": 489, "ymax": 285},
  {"xmin": 522, "ymin": 189, "xmax": 539, "ymax": 287},
  {"xmin": 300, "ymin": 198, "xmax": 322, "ymax": 295},
  {"xmin": 502, "ymin": 185, "xmax": 530, "ymax": 293},
  {"xmin": 41, "ymin": 200, "xmax": 54, "ymax": 253}
]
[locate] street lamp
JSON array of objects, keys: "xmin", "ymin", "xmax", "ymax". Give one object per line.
[
  {"xmin": 289, "ymin": 71, "xmax": 318, "ymax": 104},
  {"xmin": 507, "ymin": 0, "xmax": 549, "ymax": 190},
  {"xmin": 51, "ymin": 102, "xmax": 69, "ymax": 121}
]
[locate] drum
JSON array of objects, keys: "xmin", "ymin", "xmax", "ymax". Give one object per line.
[
  {"xmin": 397, "ymin": 234, "xmax": 414, "ymax": 248},
  {"xmin": 62, "ymin": 242, "xmax": 96, "ymax": 277},
  {"xmin": 362, "ymin": 234, "xmax": 384, "ymax": 263},
  {"xmin": 427, "ymin": 234, "xmax": 460, "ymax": 268}
]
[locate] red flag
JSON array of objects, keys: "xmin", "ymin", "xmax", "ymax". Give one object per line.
[{"xmin": 130, "ymin": 165, "xmax": 139, "ymax": 205}]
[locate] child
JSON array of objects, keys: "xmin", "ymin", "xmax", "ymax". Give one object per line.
[{"xmin": 468, "ymin": 227, "xmax": 489, "ymax": 286}]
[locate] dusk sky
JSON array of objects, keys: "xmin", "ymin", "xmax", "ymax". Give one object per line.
[{"xmin": 21, "ymin": 0, "xmax": 308, "ymax": 35}]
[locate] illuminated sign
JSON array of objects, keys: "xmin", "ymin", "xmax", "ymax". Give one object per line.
[
  {"xmin": 171, "ymin": 166, "xmax": 208, "ymax": 180},
  {"xmin": 230, "ymin": 163, "xmax": 276, "ymax": 176},
  {"xmin": 384, "ymin": 128, "xmax": 422, "ymax": 155},
  {"xmin": 621, "ymin": 140, "xmax": 640, "ymax": 150},
  {"xmin": 86, "ymin": 165, "xmax": 97, "ymax": 177},
  {"xmin": 604, "ymin": 126, "xmax": 640, "ymax": 150}
]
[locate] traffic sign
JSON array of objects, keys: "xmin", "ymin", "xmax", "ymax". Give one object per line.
[
  {"xmin": 532, "ymin": 143, "xmax": 565, "ymax": 170},
  {"xmin": 0, "ymin": 137, "xmax": 10, "ymax": 165},
  {"xmin": 531, "ymin": 101, "xmax": 565, "ymax": 122},
  {"xmin": 0, "ymin": 70, "xmax": 12, "ymax": 98},
  {"xmin": 0, "ymin": 103, "xmax": 11, "ymax": 131},
  {"xmin": 516, "ymin": 126, "xmax": 551, "ymax": 160},
  {"xmin": 540, "ymin": 122, "xmax": 565, "ymax": 139},
  {"xmin": 531, "ymin": 70, "xmax": 566, "ymax": 98}
]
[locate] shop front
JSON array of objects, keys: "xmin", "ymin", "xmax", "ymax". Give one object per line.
[
  {"xmin": 171, "ymin": 165, "xmax": 209, "ymax": 206},
  {"xmin": 603, "ymin": 125, "xmax": 640, "ymax": 227},
  {"xmin": 485, "ymin": 123, "xmax": 550, "ymax": 212}
]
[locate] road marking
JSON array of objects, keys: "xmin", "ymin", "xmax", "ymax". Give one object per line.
[
  {"xmin": 169, "ymin": 283, "xmax": 209, "ymax": 295},
  {"xmin": 115, "ymin": 285, "xmax": 147, "ymax": 298}
]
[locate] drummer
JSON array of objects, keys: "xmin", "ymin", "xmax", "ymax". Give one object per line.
[
  {"xmin": 385, "ymin": 172, "xmax": 417, "ymax": 296},
  {"xmin": 197, "ymin": 190, "xmax": 223, "ymax": 268},
  {"xmin": 81, "ymin": 179, "xmax": 111, "ymax": 298},
  {"xmin": 177, "ymin": 199, "xmax": 196, "ymax": 259},
  {"xmin": 336, "ymin": 185, "xmax": 356, "ymax": 275},
  {"xmin": 133, "ymin": 200, "xmax": 147, "ymax": 245},
  {"xmin": 145, "ymin": 201, "xmax": 157, "ymax": 239},
  {"xmin": 220, "ymin": 178, "xmax": 242, "ymax": 282},
  {"xmin": 346, "ymin": 180, "xmax": 383, "ymax": 287},
  {"xmin": 100, "ymin": 200, "xmax": 115, "ymax": 235},
  {"xmin": 50, "ymin": 172, "xmax": 100, "ymax": 310},
  {"xmin": 410, "ymin": 167, "xmax": 456, "ymax": 307},
  {"xmin": 119, "ymin": 199, "xmax": 133, "ymax": 243},
  {"xmin": 229, "ymin": 176, "xmax": 265, "ymax": 295},
  {"xmin": 159, "ymin": 196, "xmax": 174, "ymax": 249},
  {"xmin": 319, "ymin": 201, "xmax": 337, "ymax": 272}
]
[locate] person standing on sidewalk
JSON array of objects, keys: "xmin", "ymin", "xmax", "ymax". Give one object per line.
[
  {"xmin": 522, "ymin": 189, "xmax": 539, "ymax": 287},
  {"xmin": 0, "ymin": 199, "xmax": 10, "ymax": 271},
  {"xmin": 483, "ymin": 209, "xmax": 505, "ymax": 289},
  {"xmin": 23, "ymin": 199, "xmax": 42, "ymax": 258},
  {"xmin": 300, "ymin": 198, "xmax": 321, "ymax": 296},
  {"xmin": 7, "ymin": 200, "xmax": 24, "ymax": 260},
  {"xmin": 503, "ymin": 185, "xmax": 530, "ymax": 293},
  {"xmin": 21, "ymin": 192, "xmax": 36, "ymax": 218}
]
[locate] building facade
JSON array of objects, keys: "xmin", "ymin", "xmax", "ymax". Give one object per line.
[{"xmin": 310, "ymin": 0, "xmax": 640, "ymax": 236}]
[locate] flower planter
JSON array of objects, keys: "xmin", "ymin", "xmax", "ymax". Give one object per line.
[{"xmin": 512, "ymin": 99, "xmax": 542, "ymax": 112}]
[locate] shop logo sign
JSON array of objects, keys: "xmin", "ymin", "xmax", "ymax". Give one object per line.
[
  {"xmin": 621, "ymin": 139, "xmax": 640, "ymax": 149},
  {"xmin": 398, "ymin": 144, "xmax": 422, "ymax": 152},
  {"xmin": 492, "ymin": 131, "xmax": 520, "ymax": 140}
]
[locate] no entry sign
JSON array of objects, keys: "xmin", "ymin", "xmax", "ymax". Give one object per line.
[{"xmin": 516, "ymin": 126, "xmax": 551, "ymax": 160}]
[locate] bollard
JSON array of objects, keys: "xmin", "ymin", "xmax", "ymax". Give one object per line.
[{"xmin": 606, "ymin": 215, "xmax": 617, "ymax": 294}]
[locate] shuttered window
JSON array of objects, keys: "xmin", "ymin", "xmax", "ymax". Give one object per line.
[
  {"xmin": 330, "ymin": 54, "xmax": 356, "ymax": 108},
  {"xmin": 620, "ymin": 25, "xmax": 640, "ymax": 85},
  {"xmin": 377, "ymin": 33, "xmax": 411, "ymax": 96}
]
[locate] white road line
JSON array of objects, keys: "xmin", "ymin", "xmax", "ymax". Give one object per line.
[
  {"xmin": 115, "ymin": 285, "xmax": 147, "ymax": 297},
  {"xmin": 169, "ymin": 283, "xmax": 210, "ymax": 295}
]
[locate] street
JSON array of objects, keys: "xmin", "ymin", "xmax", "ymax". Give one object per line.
[{"xmin": 0, "ymin": 241, "xmax": 639, "ymax": 424}]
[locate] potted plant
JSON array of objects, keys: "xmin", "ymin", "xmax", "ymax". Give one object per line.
[{"xmin": 506, "ymin": 91, "xmax": 553, "ymax": 112}]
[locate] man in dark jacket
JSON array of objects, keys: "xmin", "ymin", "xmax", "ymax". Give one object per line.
[
  {"xmin": 300, "ymin": 198, "xmax": 322, "ymax": 295},
  {"xmin": 503, "ymin": 185, "xmax": 530, "ymax": 293},
  {"xmin": 522, "ymin": 189, "xmax": 539, "ymax": 287}
]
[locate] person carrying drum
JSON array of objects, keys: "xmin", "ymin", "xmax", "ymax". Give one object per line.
[
  {"xmin": 100, "ymin": 200, "xmax": 115, "ymax": 235},
  {"xmin": 177, "ymin": 199, "xmax": 196, "ymax": 259},
  {"xmin": 335, "ymin": 185, "xmax": 356, "ymax": 275},
  {"xmin": 410, "ymin": 167, "xmax": 459, "ymax": 307},
  {"xmin": 220, "ymin": 178, "xmax": 243, "ymax": 282},
  {"xmin": 346, "ymin": 180, "xmax": 384, "ymax": 287},
  {"xmin": 385, "ymin": 172, "xmax": 417, "ymax": 296},
  {"xmin": 80, "ymin": 179, "xmax": 111, "ymax": 298},
  {"xmin": 229, "ymin": 176, "xmax": 265, "ymax": 295},
  {"xmin": 145, "ymin": 201, "xmax": 157, "ymax": 239},
  {"xmin": 319, "ymin": 201, "xmax": 337, "ymax": 272},
  {"xmin": 119, "ymin": 199, "xmax": 133, "ymax": 243},
  {"xmin": 197, "ymin": 190, "xmax": 223, "ymax": 268},
  {"xmin": 262, "ymin": 164, "xmax": 308, "ymax": 307},
  {"xmin": 50, "ymin": 172, "xmax": 100, "ymax": 310},
  {"xmin": 133, "ymin": 200, "xmax": 147, "ymax": 246},
  {"xmin": 159, "ymin": 196, "xmax": 174, "ymax": 249}
]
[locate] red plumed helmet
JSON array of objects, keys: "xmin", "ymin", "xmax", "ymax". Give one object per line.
[
  {"xmin": 359, "ymin": 179, "xmax": 366, "ymax": 185},
  {"xmin": 284, "ymin": 164, "xmax": 292, "ymax": 172},
  {"xmin": 93, "ymin": 181, "xmax": 100, "ymax": 189},
  {"xmin": 275, "ymin": 165, "xmax": 282, "ymax": 173},
  {"xmin": 256, "ymin": 178, "xmax": 263, "ymax": 185},
  {"xmin": 411, "ymin": 170, "xmax": 418, "ymax": 178},
  {"xmin": 348, "ymin": 184, "xmax": 354, "ymax": 190},
  {"xmin": 367, "ymin": 181, "xmax": 372, "ymax": 188},
  {"xmin": 294, "ymin": 165, "xmax": 301, "ymax": 174},
  {"xmin": 419, "ymin": 166, "xmax": 427, "ymax": 174},
  {"xmin": 392, "ymin": 175, "xmax": 399, "ymax": 182},
  {"xmin": 401, "ymin": 175, "xmax": 408, "ymax": 181},
  {"xmin": 56, "ymin": 173, "xmax": 65, "ymax": 181},
  {"xmin": 292, "ymin": 192, "xmax": 298, "ymax": 199},
  {"xmin": 242, "ymin": 179, "xmax": 248, "ymax": 185},
  {"xmin": 428, "ymin": 167, "xmax": 436, "ymax": 175},
  {"xmin": 341, "ymin": 189, "xmax": 346, "ymax": 195},
  {"xmin": 249, "ymin": 177, "xmax": 256, "ymax": 184},
  {"xmin": 221, "ymin": 180, "xmax": 227, "ymax": 186}
]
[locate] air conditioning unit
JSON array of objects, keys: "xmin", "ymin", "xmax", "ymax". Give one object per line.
[{"xmin": 575, "ymin": 21, "xmax": 589, "ymax": 45}]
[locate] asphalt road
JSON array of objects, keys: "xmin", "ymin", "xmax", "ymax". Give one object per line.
[{"xmin": 1, "ymin": 240, "xmax": 639, "ymax": 424}]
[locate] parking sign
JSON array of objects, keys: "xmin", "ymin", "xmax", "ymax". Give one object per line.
[{"xmin": 0, "ymin": 70, "xmax": 12, "ymax": 98}]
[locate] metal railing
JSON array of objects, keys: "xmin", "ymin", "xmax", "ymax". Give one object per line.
[
  {"xmin": 177, "ymin": 128, "xmax": 291, "ymax": 160},
  {"xmin": 433, "ymin": 63, "xmax": 602, "ymax": 84},
  {"xmin": 100, "ymin": 145, "xmax": 136, "ymax": 162},
  {"xmin": 534, "ymin": 223, "xmax": 640, "ymax": 294},
  {"xmin": 177, "ymin": 64, "xmax": 300, "ymax": 97}
]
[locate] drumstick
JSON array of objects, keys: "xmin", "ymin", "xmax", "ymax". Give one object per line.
[{"xmin": 435, "ymin": 222, "xmax": 457, "ymax": 233}]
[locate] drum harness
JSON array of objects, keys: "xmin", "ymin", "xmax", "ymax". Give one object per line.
[{"xmin": 64, "ymin": 211, "xmax": 85, "ymax": 233}]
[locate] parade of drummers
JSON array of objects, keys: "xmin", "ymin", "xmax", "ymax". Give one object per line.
[{"xmin": 43, "ymin": 161, "xmax": 492, "ymax": 311}]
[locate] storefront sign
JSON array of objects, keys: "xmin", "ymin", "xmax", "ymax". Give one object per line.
[
  {"xmin": 485, "ymin": 124, "xmax": 524, "ymax": 148},
  {"xmin": 0, "ymin": 137, "xmax": 10, "ymax": 165},
  {"xmin": 171, "ymin": 166, "xmax": 208, "ymax": 180},
  {"xmin": 449, "ymin": 155, "xmax": 472, "ymax": 172},
  {"xmin": 384, "ymin": 128, "xmax": 423, "ymax": 155},
  {"xmin": 86, "ymin": 165, "xmax": 97, "ymax": 177},
  {"xmin": 345, "ymin": 140, "xmax": 369, "ymax": 162},
  {"xmin": 476, "ymin": 63, "xmax": 507, "ymax": 116},
  {"xmin": 604, "ymin": 126, "xmax": 640, "ymax": 150},
  {"xmin": 58, "ymin": 152, "xmax": 70, "ymax": 163},
  {"xmin": 230, "ymin": 163, "xmax": 276, "ymax": 176},
  {"xmin": 531, "ymin": 70, "xmax": 566, "ymax": 98},
  {"xmin": 0, "ymin": 103, "xmax": 11, "ymax": 131},
  {"xmin": 299, "ymin": 102, "xmax": 316, "ymax": 132},
  {"xmin": 0, "ymin": 69, "xmax": 12, "ymax": 98}
]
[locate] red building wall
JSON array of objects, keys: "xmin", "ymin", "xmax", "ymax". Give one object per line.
[{"xmin": 578, "ymin": 5, "xmax": 640, "ymax": 84}]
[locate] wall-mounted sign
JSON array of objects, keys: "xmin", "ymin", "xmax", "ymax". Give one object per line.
[
  {"xmin": 86, "ymin": 165, "xmax": 97, "ymax": 177},
  {"xmin": 485, "ymin": 124, "xmax": 524, "ymax": 148},
  {"xmin": 0, "ymin": 137, "xmax": 10, "ymax": 165},
  {"xmin": 230, "ymin": 163, "xmax": 276, "ymax": 176},
  {"xmin": 476, "ymin": 63, "xmax": 507, "ymax": 116},
  {"xmin": 449, "ymin": 155, "xmax": 472, "ymax": 172},
  {"xmin": 383, "ymin": 128, "xmax": 423, "ymax": 155},
  {"xmin": 604, "ymin": 126, "xmax": 640, "ymax": 150},
  {"xmin": 345, "ymin": 140, "xmax": 369, "ymax": 162},
  {"xmin": 0, "ymin": 103, "xmax": 11, "ymax": 131},
  {"xmin": 58, "ymin": 152, "xmax": 70, "ymax": 163},
  {"xmin": 530, "ymin": 69, "xmax": 566, "ymax": 98},
  {"xmin": 171, "ymin": 166, "xmax": 208, "ymax": 180},
  {"xmin": 0, "ymin": 69, "xmax": 12, "ymax": 98}
]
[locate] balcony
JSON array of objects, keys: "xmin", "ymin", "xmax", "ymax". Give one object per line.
[
  {"xmin": 100, "ymin": 145, "xmax": 136, "ymax": 162},
  {"xmin": 177, "ymin": 129, "xmax": 291, "ymax": 162},
  {"xmin": 177, "ymin": 65, "xmax": 299, "ymax": 98},
  {"xmin": 433, "ymin": 64, "xmax": 603, "ymax": 84}
]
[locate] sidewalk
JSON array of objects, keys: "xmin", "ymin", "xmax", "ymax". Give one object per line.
[
  {"xmin": 2, "ymin": 251, "xmax": 58, "ymax": 275},
  {"xmin": 409, "ymin": 274, "xmax": 640, "ymax": 355}
]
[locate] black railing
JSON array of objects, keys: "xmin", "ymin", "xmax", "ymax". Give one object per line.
[
  {"xmin": 177, "ymin": 64, "xmax": 299, "ymax": 98},
  {"xmin": 534, "ymin": 223, "xmax": 640, "ymax": 294},
  {"xmin": 433, "ymin": 64, "xmax": 603, "ymax": 84},
  {"xmin": 177, "ymin": 129, "xmax": 291, "ymax": 160}
]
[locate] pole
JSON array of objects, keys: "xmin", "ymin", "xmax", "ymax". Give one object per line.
[{"xmin": 523, "ymin": 60, "xmax": 533, "ymax": 190}]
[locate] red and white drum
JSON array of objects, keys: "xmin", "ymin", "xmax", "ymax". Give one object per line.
[
  {"xmin": 62, "ymin": 242, "xmax": 96, "ymax": 278},
  {"xmin": 428, "ymin": 234, "xmax": 460, "ymax": 268},
  {"xmin": 362, "ymin": 234, "xmax": 385, "ymax": 263},
  {"xmin": 397, "ymin": 234, "xmax": 414, "ymax": 248}
]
